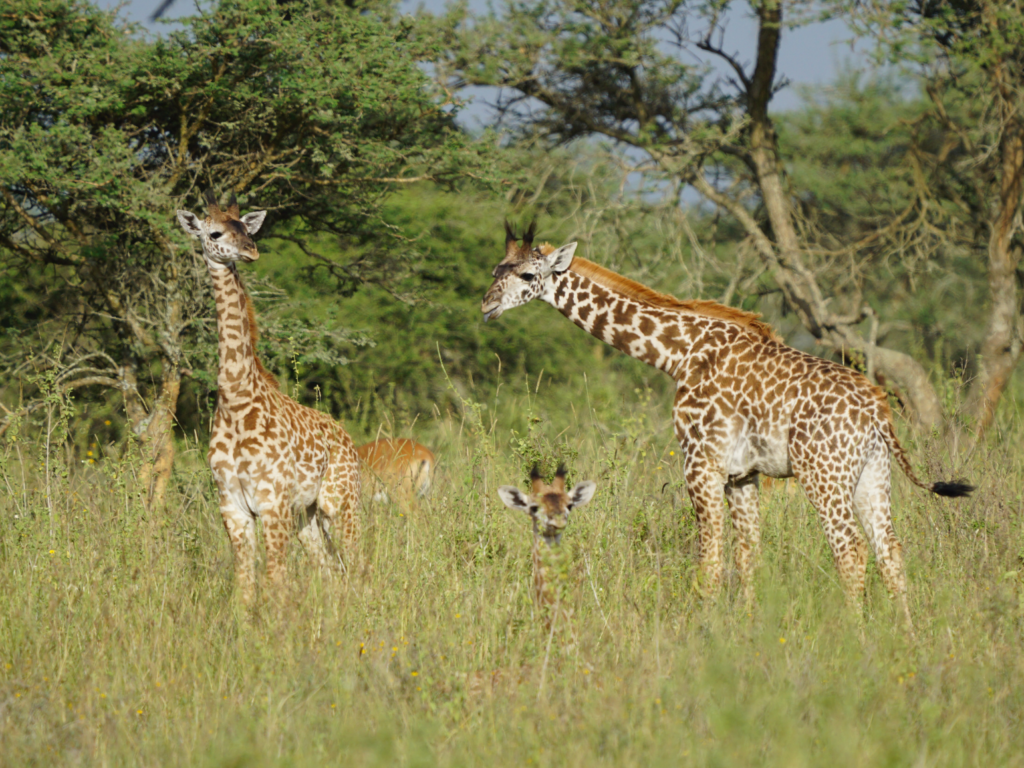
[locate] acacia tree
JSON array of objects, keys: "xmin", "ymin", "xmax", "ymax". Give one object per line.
[
  {"xmin": 846, "ymin": 0, "xmax": 1024, "ymax": 436},
  {"xmin": 0, "ymin": 0, "xmax": 495, "ymax": 503},
  {"xmin": 779, "ymin": 76, "xmax": 989, "ymax": 380},
  {"xmin": 442, "ymin": 0, "xmax": 947, "ymax": 428}
]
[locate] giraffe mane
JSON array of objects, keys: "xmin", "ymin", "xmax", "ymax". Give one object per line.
[
  {"xmin": 234, "ymin": 268, "xmax": 280, "ymax": 389},
  {"xmin": 566, "ymin": 256, "xmax": 780, "ymax": 341}
]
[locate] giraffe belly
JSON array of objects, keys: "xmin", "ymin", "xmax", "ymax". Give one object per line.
[
  {"xmin": 725, "ymin": 432, "xmax": 792, "ymax": 479},
  {"xmin": 210, "ymin": 440, "xmax": 323, "ymax": 516}
]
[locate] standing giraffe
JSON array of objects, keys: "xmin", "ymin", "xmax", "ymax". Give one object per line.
[
  {"xmin": 482, "ymin": 223, "xmax": 972, "ymax": 623},
  {"xmin": 177, "ymin": 191, "xmax": 360, "ymax": 603},
  {"xmin": 497, "ymin": 465, "xmax": 597, "ymax": 634}
]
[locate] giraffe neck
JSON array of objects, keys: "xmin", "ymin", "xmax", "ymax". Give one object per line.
[
  {"xmin": 540, "ymin": 268, "xmax": 709, "ymax": 381},
  {"xmin": 209, "ymin": 263, "xmax": 265, "ymax": 405},
  {"xmin": 531, "ymin": 534, "xmax": 564, "ymax": 618}
]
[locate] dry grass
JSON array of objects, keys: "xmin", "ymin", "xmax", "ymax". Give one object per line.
[{"xmin": 0, "ymin": 377, "xmax": 1022, "ymax": 767}]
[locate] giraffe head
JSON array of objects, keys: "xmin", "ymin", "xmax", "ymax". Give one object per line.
[
  {"xmin": 498, "ymin": 465, "xmax": 596, "ymax": 546},
  {"xmin": 176, "ymin": 190, "xmax": 268, "ymax": 267},
  {"xmin": 481, "ymin": 221, "xmax": 578, "ymax": 322}
]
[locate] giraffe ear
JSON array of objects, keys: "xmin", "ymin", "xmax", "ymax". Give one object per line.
[
  {"xmin": 568, "ymin": 480, "xmax": 596, "ymax": 509},
  {"xmin": 176, "ymin": 210, "xmax": 203, "ymax": 238},
  {"xmin": 498, "ymin": 486, "xmax": 532, "ymax": 513},
  {"xmin": 543, "ymin": 242, "xmax": 577, "ymax": 275},
  {"xmin": 241, "ymin": 210, "xmax": 267, "ymax": 235}
]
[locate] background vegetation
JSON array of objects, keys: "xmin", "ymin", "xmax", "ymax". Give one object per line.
[{"xmin": 1, "ymin": 0, "xmax": 1023, "ymax": 764}]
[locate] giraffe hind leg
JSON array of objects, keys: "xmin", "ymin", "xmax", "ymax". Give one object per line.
[
  {"xmin": 316, "ymin": 445, "xmax": 361, "ymax": 576},
  {"xmin": 297, "ymin": 502, "xmax": 335, "ymax": 572},
  {"xmin": 853, "ymin": 437, "xmax": 912, "ymax": 631},
  {"xmin": 797, "ymin": 468, "xmax": 868, "ymax": 613}
]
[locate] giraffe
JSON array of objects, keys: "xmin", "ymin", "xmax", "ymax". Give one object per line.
[
  {"xmin": 355, "ymin": 438, "xmax": 436, "ymax": 505},
  {"xmin": 497, "ymin": 465, "xmax": 597, "ymax": 635},
  {"xmin": 177, "ymin": 191, "xmax": 360, "ymax": 603},
  {"xmin": 445, "ymin": 466, "xmax": 596, "ymax": 701},
  {"xmin": 482, "ymin": 222, "xmax": 972, "ymax": 624}
]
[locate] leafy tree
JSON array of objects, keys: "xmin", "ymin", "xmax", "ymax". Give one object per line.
[
  {"xmin": 778, "ymin": 75, "xmax": 987, "ymax": 379},
  {"xmin": 249, "ymin": 145, "xmax": 741, "ymax": 437},
  {"xmin": 441, "ymin": 0, "xmax": 950, "ymax": 428},
  {"xmin": 847, "ymin": 0, "xmax": 1024, "ymax": 436},
  {"xmin": 0, "ymin": 0, "xmax": 496, "ymax": 503}
]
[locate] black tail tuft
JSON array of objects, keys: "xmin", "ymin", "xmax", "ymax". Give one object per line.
[{"xmin": 931, "ymin": 481, "xmax": 975, "ymax": 498}]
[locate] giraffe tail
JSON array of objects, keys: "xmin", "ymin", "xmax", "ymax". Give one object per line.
[{"xmin": 882, "ymin": 422, "xmax": 974, "ymax": 498}]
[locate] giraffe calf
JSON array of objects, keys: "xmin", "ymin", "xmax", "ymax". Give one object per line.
[
  {"xmin": 498, "ymin": 465, "xmax": 597, "ymax": 636},
  {"xmin": 178, "ymin": 191, "xmax": 361, "ymax": 604}
]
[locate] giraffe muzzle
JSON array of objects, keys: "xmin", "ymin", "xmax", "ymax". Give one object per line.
[{"xmin": 481, "ymin": 301, "xmax": 503, "ymax": 322}]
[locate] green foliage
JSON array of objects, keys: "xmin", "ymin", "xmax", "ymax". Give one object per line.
[
  {"xmin": 777, "ymin": 74, "xmax": 989, "ymax": 364},
  {"xmin": 0, "ymin": 0, "xmax": 497, "ymax": 443},
  {"xmin": 241, "ymin": 146, "xmax": 741, "ymax": 438},
  {"xmin": 442, "ymin": 0, "xmax": 725, "ymax": 151}
]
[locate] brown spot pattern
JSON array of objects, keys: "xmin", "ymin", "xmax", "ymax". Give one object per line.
[
  {"xmin": 481, "ymin": 232, "xmax": 972, "ymax": 628},
  {"xmin": 194, "ymin": 210, "xmax": 359, "ymax": 605}
]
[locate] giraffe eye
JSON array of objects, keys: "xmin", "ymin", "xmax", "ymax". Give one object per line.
[
  {"xmin": 520, "ymin": 273, "xmax": 535, "ymax": 282},
  {"xmin": 210, "ymin": 232, "xmax": 223, "ymax": 240}
]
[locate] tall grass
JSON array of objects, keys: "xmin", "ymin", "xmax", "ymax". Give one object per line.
[{"xmin": 1, "ymin": 372, "xmax": 1022, "ymax": 767}]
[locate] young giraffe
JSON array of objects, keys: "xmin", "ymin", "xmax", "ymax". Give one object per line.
[
  {"xmin": 497, "ymin": 465, "xmax": 597, "ymax": 635},
  {"xmin": 482, "ymin": 223, "xmax": 972, "ymax": 624},
  {"xmin": 177, "ymin": 191, "xmax": 360, "ymax": 603}
]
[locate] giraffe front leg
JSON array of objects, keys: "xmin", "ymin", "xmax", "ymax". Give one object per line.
[
  {"xmin": 684, "ymin": 455, "xmax": 728, "ymax": 597},
  {"xmin": 218, "ymin": 489, "xmax": 257, "ymax": 604},
  {"xmin": 258, "ymin": 498, "xmax": 292, "ymax": 594},
  {"xmin": 725, "ymin": 475, "xmax": 761, "ymax": 604}
]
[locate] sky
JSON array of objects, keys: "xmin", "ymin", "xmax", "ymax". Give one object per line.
[{"xmin": 101, "ymin": 0, "xmax": 867, "ymax": 123}]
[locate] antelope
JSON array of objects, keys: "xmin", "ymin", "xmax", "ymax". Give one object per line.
[{"xmin": 356, "ymin": 438, "xmax": 435, "ymax": 504}]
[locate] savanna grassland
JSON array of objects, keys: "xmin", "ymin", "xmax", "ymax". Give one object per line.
[
  {"xmin": 4, "ymin": 1, "xmax": 1024, "ymax": 765},
  {"xmin": 1, "ymin": 371, "xmax": 1022, "ymax": 767}
]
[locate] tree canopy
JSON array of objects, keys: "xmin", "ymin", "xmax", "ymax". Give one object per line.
[
  {"xmin": 0, "ymin": 0, "xmax": 498, "ymax": 500},
  {"xmin": 1, "ymin": 0, "xmax": 1022, "ymax": 503}
]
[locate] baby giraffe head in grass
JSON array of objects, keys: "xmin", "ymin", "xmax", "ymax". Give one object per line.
[{"xmin": 498, "ymin": 465, "xmax": 597, "ymax": 546}]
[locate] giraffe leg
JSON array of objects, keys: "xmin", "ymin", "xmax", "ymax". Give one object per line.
[
  {"xmin": 217, "ymin": 489, "xmax": 257, "ymax": 604},
  {"xmin": 316, "ymin": 440, "xmax": 361, "ymax": 576},
  {"xmin": 725, "ymin": 474, "xmax": 761, "ymax": 604},
  {"xmin": 853, "ymin": 435, "xmax": 912, "ymax": 630},
  {"xmin": 257, "ymin": 497, "xmax": 291, "ymax": 594},
  {"xmin": 799, "ymin": 473, "xmax": 868, "ymax": 612},
  {"xmin": 297, "ymin": 505, "xmax": 333, "ymax": 571},
  {"xmin": 684, "ymin": 455, "xmax": 728, "ymax": 596}
]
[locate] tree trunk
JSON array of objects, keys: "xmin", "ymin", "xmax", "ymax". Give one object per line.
[
  {"xmin": 739, "ymin": 0, "xmax": 943, "ymax": 429},
  {"xmin": 140, "ymin": 369, "xmax": 181, "ymax": 508},
  {"xmin": 122, "ymin": 359, "xmax": 182, "ymax": 508},
  {"xmin": 965, "ymin": 116, "xmax": 1024, "ymax": 434}
]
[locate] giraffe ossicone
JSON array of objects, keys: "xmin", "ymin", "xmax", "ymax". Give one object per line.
[
  {"xmin": 483, "ymin": 222, "xmax": 972, "ymax": 626},
  {"xmin": 177, "ymin": 190, "xmax": 361, "ymax": 604}
]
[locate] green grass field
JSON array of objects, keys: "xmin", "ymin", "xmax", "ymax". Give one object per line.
[{"xmin": 1, "ymin": 374, "xmax": 1022, "ymax": 767}]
